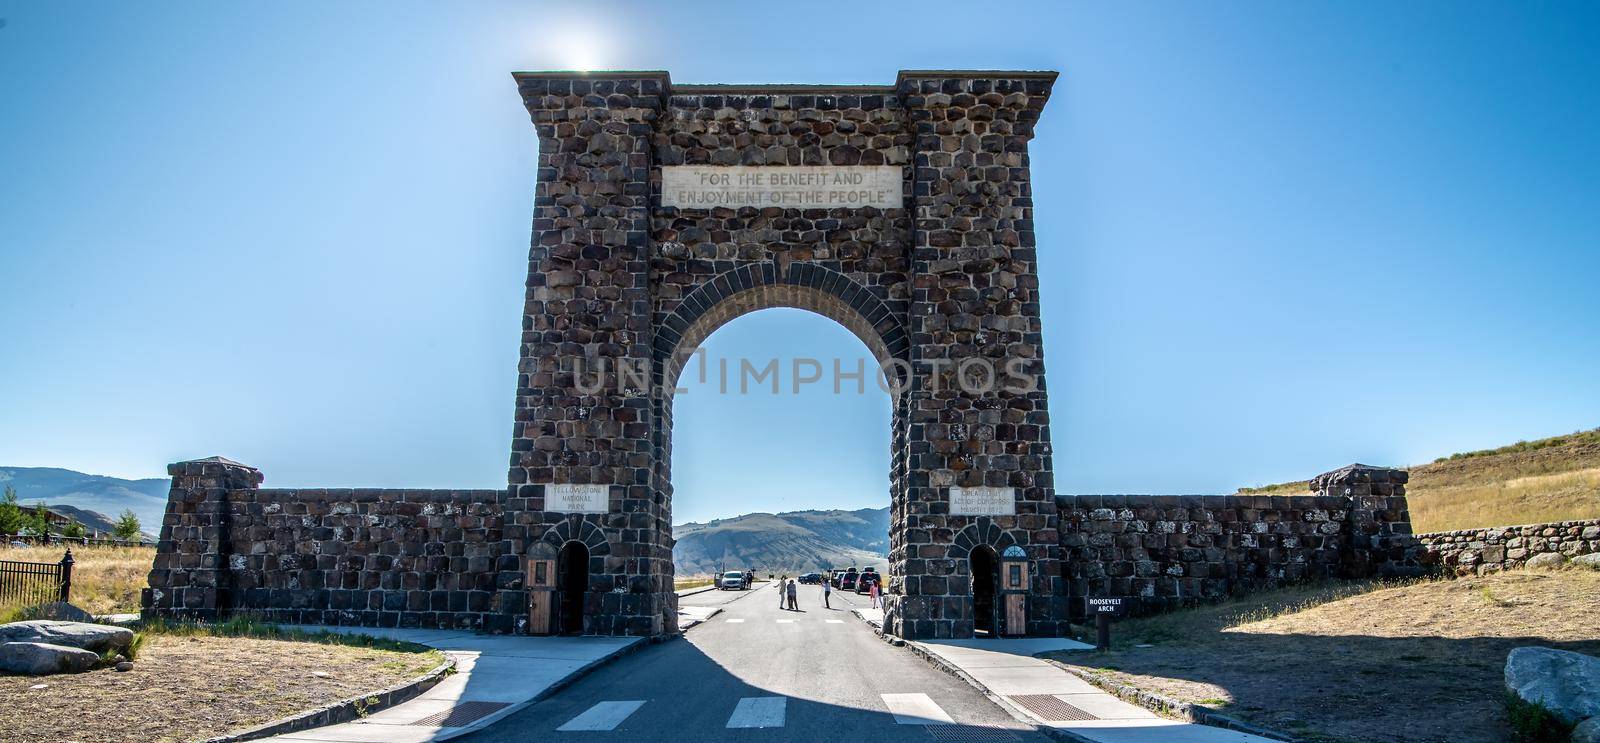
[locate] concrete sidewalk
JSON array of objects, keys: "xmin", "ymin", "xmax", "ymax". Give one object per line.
[
  {"xmin": 850, "ymin": 606, "xmax": 1277, "ymax": 742},
  {"xmin": 260, "ymin": 627, "xmax": 642, "ymax": 742},
  {"xmin": 911, "ymin": 638, "xmax": 1279, "ymax": 743}
]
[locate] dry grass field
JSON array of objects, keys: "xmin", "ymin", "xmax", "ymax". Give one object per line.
[
  {"xmin": 0, "ymin": 543, "xmax": 154, "ymax": 620},
  {"xmin": 1049, "ymin": 568, "xmax": 1600, "ymax": 742},
  {"xmin": 0, "ymin": 628, "xmax": 444, "ymax": 743},
  {"xmin": 1237, "ymin": 428, "xmax": 1600, "ymax": 533}
]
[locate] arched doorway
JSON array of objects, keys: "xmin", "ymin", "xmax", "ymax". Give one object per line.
[
  {"xmin": 971, "ymin": 545, "xmax": 999, "ymax": 638},
  {"xmin": 558, "ymin": 541, "xmax": 589, "ymax": 636}
]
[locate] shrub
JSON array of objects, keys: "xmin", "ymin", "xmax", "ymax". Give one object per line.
[{"xmin": 1505, "ymin": 692, "xmax": 1574, "ymax": 742}]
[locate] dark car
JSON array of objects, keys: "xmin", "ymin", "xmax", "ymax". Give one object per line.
[
  {"xmin": 839, "ymin": 570, "xmax": 860, "ymax": 590},
  {"xmin": 855, "ymin": 570, "xmax": 880, "ymax": 594},
  {"xmin": 797, "ymin": 573, "xmax": 822, "ymax": 585}
]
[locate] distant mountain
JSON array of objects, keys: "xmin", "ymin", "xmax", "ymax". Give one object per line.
[
  {"xmin": 0, "ymin": 467, "xmax": 167, "ymax": 538},
  {"xmin": 673, "ymin": 506, "xmax": 889, "ymax": 576}
]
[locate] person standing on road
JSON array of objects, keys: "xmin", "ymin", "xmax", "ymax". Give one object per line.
[
  {"xmin": 869, "ymin": 577, "xmax": 881, "ymax": 609},
  {"xmin": 822, "ymin": 575, "xmax": 831, "ymax": 609},
  {"xmin": 786, "ymin": 577, "xmax": 799, "ymax": 611},
  {"xmin": 778, "ymin": 576, "xmax": 788, "ymax": 609}
]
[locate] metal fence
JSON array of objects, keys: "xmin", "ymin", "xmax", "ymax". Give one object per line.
[{"xmin": 0, "ymin": 549, "xmax": 73, "ymax": 607}]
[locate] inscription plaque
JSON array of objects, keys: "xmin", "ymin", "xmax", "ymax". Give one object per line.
[
  {"xmin": 949, "ymin": 485, "xmax": 1016, "ymax": 516},
  {"xmin": 545, "ymin": 483, "xmax": 610, "ymax": 514},
  {"xmin": 662, "ymin": 165, "xmax": 902, "ymax": 209}
]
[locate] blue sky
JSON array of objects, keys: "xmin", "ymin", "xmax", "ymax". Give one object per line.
[{"xmin": 2, "ymin": 1, "xmax": 1596, "ymax": 524}]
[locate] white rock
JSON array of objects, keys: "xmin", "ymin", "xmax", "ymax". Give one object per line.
[
  {"xmin": 1505, "ymin": 646, "xmax": 1600, "ymax": 725},
  {"xmin": 1525, "ymin": 552, "xmax": 1568, "ymax": 570}
]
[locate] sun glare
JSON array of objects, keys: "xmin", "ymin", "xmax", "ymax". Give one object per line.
[{"xmin": 548, "ymin": 26, "xmax": 608, "ymax": 72}]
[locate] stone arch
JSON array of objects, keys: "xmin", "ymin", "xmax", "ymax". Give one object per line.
[
  {"xmin": 652, "ymin": 262, "xmax": 910, "ymax": 393},
  {"xmin": 950, "ymin": 520, "xmax": 1025, "ymax": 559},
  {"xmin": 509, "ymin": 69, "xmax": 1068, "ymax": 640},
  {"xmin": 536, "ymin": 518, "xmax": 613, "ymax": 557}
]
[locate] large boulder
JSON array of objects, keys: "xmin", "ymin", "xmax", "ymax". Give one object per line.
[
  {"xmin": 0, "ymin": 641, "xmax": 100, "ymax": 675},
  {"xmin": 16, "ymin": 602, "xmax": 95, "ymax": 623},
  {"xmin": 1505, "ymin": 647, "xmax": 1600, "ymax": 725},
  {"xmin": 1573, "ymin": 553, "xmax": 1600, "ymax": 570},
  {"xmin": 0, "ymin": 620, "xmax": 133, "ymax": 655}
]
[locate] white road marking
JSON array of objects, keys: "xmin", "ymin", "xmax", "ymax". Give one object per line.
[
  {"xmin": 726, "ymin": 696, "xmax": 787, "ymax": 728},
  {"xmin": 725, "ymin": 618, "xmax": 745, "ymax": 623},
  {"xmin": 776, "ymin": 619, "xmax": 795, "ymax": 623},
  {"xmin": 826, "ymin": 619, "xmax": 844, "ymax": 624},
  {"xmin": 881, "ymin": 693, "xmax": 955, "ymax": 725},
  {"xmin": 556, "ymin": 700, "xmax": 646, "ymax": 731}
]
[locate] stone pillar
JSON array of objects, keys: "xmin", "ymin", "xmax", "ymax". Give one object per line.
[
  {"xmin": 508, "ymin": 71, "xmax": 671, "ymax": 636},
  {"xmin": 142, "ymin": 456, "xmax": 261, "ymax": 619},
  {"xmin": 1312, "ymin": 463, "xmax": 1423, "ymax": 578},
  {"xmin": 894, "ymin": 71, "xmax": 1067, "ymax": 638}
]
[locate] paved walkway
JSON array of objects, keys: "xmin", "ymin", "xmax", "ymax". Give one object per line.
[
  {"xmin": 850, "ymin": 606, "xmax": 1276, "ymax": 742},
  {"xmin": 260, "ymin": 589, "xmax": 720, "ymax": 742},
  {"xmin": 262, "ymin": 628, "xmax": 641, "ymax": 742}
]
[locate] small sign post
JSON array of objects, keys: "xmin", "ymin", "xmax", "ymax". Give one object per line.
[{"xmin": 1086, "ymin": 597, "xmax": 1127, "ymax": 651}]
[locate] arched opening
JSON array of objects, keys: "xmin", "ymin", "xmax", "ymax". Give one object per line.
[
  {"xmin": 663, "ymin": 299, "xmax": 898, "ymax": 595},
  {"xmin": 970, "ymin": 545, "xmax": 999, "ymax": 638},
  {"xmin": 558, "ymin": 541, "xmax": 590, "ymax": 635}
]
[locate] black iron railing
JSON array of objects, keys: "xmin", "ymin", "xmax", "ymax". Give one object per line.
[{"xmin": 0, "ymin": 548, "xmax": 74, "ymax": 607}]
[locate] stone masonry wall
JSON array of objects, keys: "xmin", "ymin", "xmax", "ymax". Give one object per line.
[
  {"xmin": 1418, "ymin": 519, "xmax": 1600, "ymax": 575},
  {"xmin": 1058, "ymin": 464, "xmax": 1421, "ymax": 618}
]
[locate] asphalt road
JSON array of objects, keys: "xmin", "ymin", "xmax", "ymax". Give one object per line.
[{"xmin": 464, "ymin": 581, "xmax": 1046, "ymax": 742}]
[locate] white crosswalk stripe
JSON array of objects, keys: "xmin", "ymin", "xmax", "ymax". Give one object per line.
[
  {"xmin": 881, "ymin": 693, "xmax": 955, "ymax": 725},
  {"xmin": 556, "ymin": 700, "xmax": 646, "ymax": 731},
  {"xmin": 725, "ymin": 618, "xmax": 745, "ymax": 623},
  {"xmin": 826, "ymin": 619, "xmax": 844, "ymax": 624},
  {"xmin": 776, "ymin": 619, "xmax": 795, "ymax": 623},
  {"xmin": 725, "ymin": 696, "xmax": 786, "ymax": 728}
]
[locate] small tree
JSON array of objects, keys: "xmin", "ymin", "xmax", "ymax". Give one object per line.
[
  {"xmin": 60, "ymin": 519, "xmax": 87, "ymax": 539},
  {"xmin": 112, "ymin": 509, "xmax": 142, "ymax": 542},
  {"xmin": 0, "ymin": 485, "xmax": 23, "ymax": 536},
  {"xmin": 21, "ymin": 504, "xmax": 52, "ymax": 538}
]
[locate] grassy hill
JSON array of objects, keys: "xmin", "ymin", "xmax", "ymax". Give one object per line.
[
  {"xmin": 1236, "ymin": 427, "xmax": 1600, "ymax": 533},
  {"xmin": 673, "ymin": 507, "xmax": 889, "ymax": 576}
]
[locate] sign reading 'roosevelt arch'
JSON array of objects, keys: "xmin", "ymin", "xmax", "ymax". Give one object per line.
[{"xmin": 509, "ymin": 69, "xmax": 1068, "ymax": 639}]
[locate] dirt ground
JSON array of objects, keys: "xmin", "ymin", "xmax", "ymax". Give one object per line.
[
  {"xmin": 0, "ymin": 633, "xmax": 443, "ymax": 743},
  {"xmin": 1049, "ymin": 570, "xmax": 1600, "ymax": 743}
]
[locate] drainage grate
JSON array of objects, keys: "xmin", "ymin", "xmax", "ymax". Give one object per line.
[
  {"xmin": 924, "ymin": 726, "xmax": 1024, "ymax": 742},
  {"xmin": 407, "ymin": 700, "xmax": 511, "ymax": 727},
  {"xmin": 1005, "ymin": 694, "xmax": 1098, "ymax": 722}
]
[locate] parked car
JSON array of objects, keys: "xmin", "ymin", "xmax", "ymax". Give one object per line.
[
  {"xmin": 839, "ymin": 570, "xmax": 860, "ymax": 591},
  {"xmin": 855, "ymin": 570, "xmax": 881, "ymax": 594},
  {"xmin": 718, "ymin": 571, "xmax": 748, "ymax": 590},
  {"xmin": 797, "ymin": 573, "xmax": 822, "ymax": 584}
]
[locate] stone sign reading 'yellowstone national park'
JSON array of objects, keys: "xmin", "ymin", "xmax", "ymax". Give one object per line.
[
  {"xmin": 545, "ymin": 484, "xmax": 610, "ymax": 514},
  {"xmin": 662, "ymin": 165, "xmax": 903, "ymax": 209}
]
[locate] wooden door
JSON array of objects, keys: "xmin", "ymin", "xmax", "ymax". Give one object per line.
[
  {"xmin": 1001, "ymin": 559, "xmax": 1028, "ymax": 636},
  {"xmin": 527, "ymin": 558, "xmax": 555, "ymax": 636},
  {"xmin": 1004, "ymin": 594, "xmax": 1026, "ymax": 635}
]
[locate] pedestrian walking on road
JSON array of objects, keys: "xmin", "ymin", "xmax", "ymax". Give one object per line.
[
  {"xmin": 785, "ymin": 577, "xmax": 798, "ymax": 611},
  {"xmin": 869, "ymin": 579, "xmax": 881, "ymax": 609},
  {"xmin": 778, "ymin": 577, "xmax": 788, "ymax": 609},
  {"xmin": 822, "ymin": 576, "xmax": 831, "ymax": 609}
]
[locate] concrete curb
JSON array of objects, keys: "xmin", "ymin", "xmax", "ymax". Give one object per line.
[
  {"xmin": 423, "ymin": 636, "xmax": 651, "ymax": 741},
  {"xmin": 205, "ymin": 652, "xmax": 457, "ymax": 742},
  {"xmin": 845, "ymin": 606, "xmax": 1087, "ymax": 741},
  {"xmin": 1043, "ymin": 660, "xmax": 1303, "ymax": 743},
  {"xmin": 675, "ymin": 606, "xmax": 723, "ymax": 632}
]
